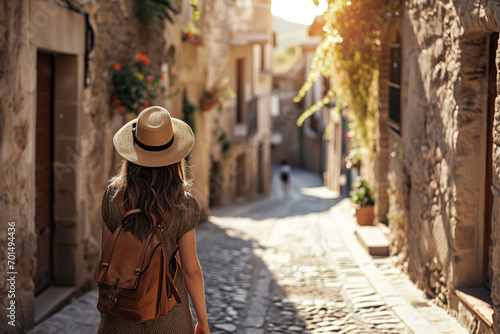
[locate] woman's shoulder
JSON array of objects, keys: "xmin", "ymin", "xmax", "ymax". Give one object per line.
[
  {"xmin": 182, "ymin": 192, "xmax": 200, "ymax": 221},
  {"xmin": 184, "ymin": 192, "xmax": 200, "ymax": 211},
  {"xmin": 102, "ymin": 183, "xmax": 118, "ymax": 202},
  {"xmin": 104, "ymin": 182, "xmax": 117, "ymax": 194}
]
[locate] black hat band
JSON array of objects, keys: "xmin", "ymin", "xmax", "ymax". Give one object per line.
[{"xmin": 132, "ymin": 122, "xmax": 174, "ymax": 152}]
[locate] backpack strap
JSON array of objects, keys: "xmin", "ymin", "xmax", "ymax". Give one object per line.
[
  {"xmin": 98, "ymin": 225, "xmax": 123, "ymax": 279},
  {"xmin": 117, "ymin": 198, "xmax": 142, "ymax": 224}
]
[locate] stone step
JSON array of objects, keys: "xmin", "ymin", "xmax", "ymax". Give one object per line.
[
  {"xmin": 34, "ymin": 286, "xmax": 76, "ymax": 324},
  {"xmin": 377, "ymin": 222, "xmax": 390, "ymax": 237},
  {"xmin": 354, "ymin": 226, "xmax": 390, "ymax": 256}
]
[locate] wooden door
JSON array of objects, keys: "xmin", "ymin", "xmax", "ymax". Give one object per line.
[
  {"xmin": 484, "ymin": 33, "xmax": 498, "ymax": 288},
  {"xmin": 35, "ymin": 52, "xmax": 54, "ymax": 295}
]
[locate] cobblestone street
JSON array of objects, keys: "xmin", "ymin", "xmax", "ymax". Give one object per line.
[{"xmin": 30, "ymin": 169, "xmax": 468, "ymax": 334}]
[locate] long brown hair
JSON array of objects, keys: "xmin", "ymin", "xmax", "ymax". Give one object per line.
[{"xmin": 110, "ymin": 159, "xmax": 188, "ymax": 240}]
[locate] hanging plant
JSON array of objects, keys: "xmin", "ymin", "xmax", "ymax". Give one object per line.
[
  {"xmin": 213, "ymin": 126, "xmax": 232, "ymax": 157},
  {"xmin": 294, "ymin": 0, "xmax": 399, "ymax": 158},
  {"xmin": 183, "ymin": 91, "xmax": 199, "ymax": 133},
  {"xmin": 136, "ymin": 0, "xmax": 178, "ymax": 30},
  {"xmin": 189, "ymin": 0, "xmax": 201, "ymax": 21},
  {"xmin": 344, "ymin": 130, "xmax": 361, "ymax": 169},
  {"xmin": 221, "ymin": 141, "xmax": 231, "ymax": 157},
  {"xmin": 200, "ymin": 77, "xmax": 235, "ymax": 111},
  {"xmin": 110, "ymin": 52, "xmax": 166, "ymax": 116},
  {"xmin": 182, "ymin": 22, "xmax": 204, "ymax": 45}
]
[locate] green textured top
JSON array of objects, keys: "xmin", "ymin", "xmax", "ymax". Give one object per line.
[{"xmin": 100, "ymin": 184, "xmax": 200, "ymax": 334}]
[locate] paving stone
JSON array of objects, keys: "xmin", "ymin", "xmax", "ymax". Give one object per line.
[
  {"xmin": 29, "ymin": 169, "xmax": 468, "ymax": 334},
  {"xmin": 288, "ymin": 325, "xmax": 305, "ymax": 331},
  {"xmin": 214, "ymin": 323, "xmax": 237, "ymax": 332},
  {"xmin": 353, "ymin": 301, "xmax": 386, "ymax": 309}
]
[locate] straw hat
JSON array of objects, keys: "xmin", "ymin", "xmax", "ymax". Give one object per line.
[{"xmin": 113, "ymin": 106, "xmax": 195, "ymax": 167}]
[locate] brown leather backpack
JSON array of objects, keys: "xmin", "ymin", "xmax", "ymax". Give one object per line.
[{"xmin": 94, "ymin": 203, "xmax": 181, "ymax": 322}]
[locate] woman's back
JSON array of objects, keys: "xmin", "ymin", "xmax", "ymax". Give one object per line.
[{"xmin": 100, "ymin": 185, "xmax": 200, "ymax": 333}]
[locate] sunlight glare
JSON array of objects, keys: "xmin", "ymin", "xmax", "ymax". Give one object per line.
[
  {"xmin": 299, "ymin": 186, "xmax": 339, "ymax": 199},
  {"xmin": 271, "ymin": 0, "xmax": 328, "ymax": 25}
]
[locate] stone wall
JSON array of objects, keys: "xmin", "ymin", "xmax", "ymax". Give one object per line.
[
  {"xmin": 382, "ymin": 1, "xmax": 500, "ymax": 331},
  {"xmin": 0, "ymin": 1, "xmax": 36, "ymax": 331}
]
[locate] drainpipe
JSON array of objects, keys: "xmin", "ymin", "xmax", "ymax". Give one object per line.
[{"xmin": 61, "ymin": 0, "xmax": 95, "ymax": 87}]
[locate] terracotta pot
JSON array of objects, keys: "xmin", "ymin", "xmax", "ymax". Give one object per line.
[
  {"xmin": 201, "ymin": 98, "xmax": 218, "ymax": 111},
  {"xmin": 182, "ymin": 34, "xmax": 204, "ymax": 46},
  {"xmin": 356, "ymin": 205, "xmax": 374, "ymax": 226}
]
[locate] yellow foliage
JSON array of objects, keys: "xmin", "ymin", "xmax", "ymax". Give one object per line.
[{"xmin": 295, "ymin": 0, "xmax": 399, "ymax": 157}]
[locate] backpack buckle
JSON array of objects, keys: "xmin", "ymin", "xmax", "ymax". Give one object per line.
[{"xmin": 108, "ymin": 278, "xmax": 120, "ymax": 306}]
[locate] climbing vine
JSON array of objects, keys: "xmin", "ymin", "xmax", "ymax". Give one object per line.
[{"xmin": 295, "ymin": 0, "xmax": 398, "ymax": 157}]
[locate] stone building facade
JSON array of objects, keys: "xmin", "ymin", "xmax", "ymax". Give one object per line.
[
  {"xmin": 374, "ymin": 1, "xmax": 500, "ymax": 333},
  {"xmin": 0, "ymin": 0, "xmax": 272, "ymax": 332},
  {"xmin": 271, "ymin": 30, "xmax": 342, "ymax": 191}
]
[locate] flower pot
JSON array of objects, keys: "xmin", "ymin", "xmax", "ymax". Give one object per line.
[
  {"xmin": 182, "ymin": 34, "xmax": 204, "ymax": 46},
  {"xmin": 356, "ymin": 205, "xmax": 374, "ymax": 226},
  {"xmin": 200, "ymin": 97, "xmax": 218, "ymax": 111}
]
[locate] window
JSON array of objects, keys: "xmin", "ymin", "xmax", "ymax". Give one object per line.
[
  {"xmin": 236, "ymin": 58, "xmax": 245, "ymax": 124},
  {"xmin": 388, "ymin": 34, "xmax": 401, "ymax": 133},
  {"xmin": 260, "ymin": 44, "xmax": 266, "ymax": 72}
]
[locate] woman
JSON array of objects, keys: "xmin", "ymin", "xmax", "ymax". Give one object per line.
[{"xmin": 98, "ymin": 106, "xmax": 210, "ymax": 333}]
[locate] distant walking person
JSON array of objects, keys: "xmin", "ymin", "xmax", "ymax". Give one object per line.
[
  {"xmin": 279, "ymin": 160, "xmax": 292, "ymax": 196},
  {"xmin": 97, "ymin": 106, "xmax": 210, "ymax": 334}
]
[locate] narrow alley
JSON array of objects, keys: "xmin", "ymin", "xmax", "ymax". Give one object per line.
[{"xmin": 30, "ymin": 169, "xmax": 467, "ymax": 334}]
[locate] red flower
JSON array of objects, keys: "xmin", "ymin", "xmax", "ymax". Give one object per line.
[
  {"xmin": 345, "ymin": 132, "xmax": 351, "ymax": 140},
  {"xmin": 146, "ymin": 76, "xmax": 154, "ymax": 85},
  {"xmin": 159, "ymin": 74, "xmax": 165, "ymax": 79},
  {"xmin": 209, "ymin": 89, "xmax": 215, "ymax": 95},
  {"xmin": 143, "ymin": 100, "xmax": 150, "ymax": 107},
  {"xmin": 187, "ymin": 31, "xmax": 194, "ymax": 37},
  {"xmin": 347, "ymin": 142, "xmax": 351, "ymax": 148},
  {"xmin": 137, "ymin": 52, "xmax": 150, "ymax": 65},
  {"xmin": 113, "ymin": 63, "xmax": 121, "ymax": 70}
]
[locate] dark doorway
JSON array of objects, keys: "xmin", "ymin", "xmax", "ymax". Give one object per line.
[
  {"xmin": 236, "ymin": 154, "xmax": 246, "ymax": 197},
  {"xmin": 35, "ymin": 52, "xmax": 55, "ymax": 295},
  {"xmin": 484, "ymin": 32, "xmax": 498, "ymax": 288},
  {"xmin": 209, "ymin": 162, "xmax": 222, "ymax": 208}
]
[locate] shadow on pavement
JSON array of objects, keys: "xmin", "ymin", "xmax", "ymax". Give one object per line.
[{"xmin": 194, "ymin": 220, "xmax": 308, "ymax": 333}]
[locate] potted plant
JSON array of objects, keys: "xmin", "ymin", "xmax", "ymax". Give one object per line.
[
  {"xmin": 350, "ymin": 177, "xmax": 375, "ymax": 226},
  {"xmin": 200, "ymin": 76, "xmax": 235, "ymax": 111},
  {"xmin": 110, "ymin": 52, "xmax": 165, "ymax": 120}
]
